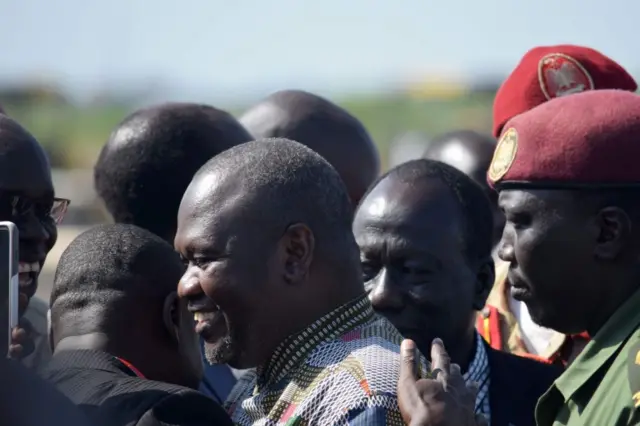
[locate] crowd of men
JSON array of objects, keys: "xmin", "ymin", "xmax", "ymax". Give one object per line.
[{"xmin": 1, "ymin": 43, "xmax": 640, "ymax": 426}]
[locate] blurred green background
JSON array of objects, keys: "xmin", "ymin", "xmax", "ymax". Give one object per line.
[{"xmin": 0, "ymin": 84, "xmax": 496, "ymax": 171}]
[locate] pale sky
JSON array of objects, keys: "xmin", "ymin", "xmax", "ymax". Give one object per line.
[{"xmin": 0, "ymin": 0, "xmax": 636, "ymax": 102}]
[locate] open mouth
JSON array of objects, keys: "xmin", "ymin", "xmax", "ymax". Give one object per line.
[
  {"xmin": 190, "ymin": 305, "xmax": 228, "ymax": 343},
  {"xmin": 18, "ymin": 262, "xmax": 40, "ymax": 295},
  {"xmin": 510, "ymin": 285, "xmax": 531, "ymax": 301}
]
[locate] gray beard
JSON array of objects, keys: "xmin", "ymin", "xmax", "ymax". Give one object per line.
[{"xmin": 204, "ymin": 335, "xmax": 234, "ymax": 365}]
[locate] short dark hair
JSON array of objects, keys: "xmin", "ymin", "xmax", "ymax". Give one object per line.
[
  {"xmin": 50, "ymin": 224, "xmax": 184, "ymax": 337},
  {"xmin": 94, "ymin": 103, "xmax": 252, "ymax": 241},
  {"xmin": 362, "ymin": 159, "xmax": 494, "ymax": 262},
  {"xmin": 195, "ymin": 137, "xmax": 356, "ymax": 257}
]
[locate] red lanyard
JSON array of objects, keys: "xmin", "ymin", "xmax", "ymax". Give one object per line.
[{"xmin": 115, "ymin": 357, "xmax": 146, "ymax": 379}]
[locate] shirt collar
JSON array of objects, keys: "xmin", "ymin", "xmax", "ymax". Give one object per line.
[
  {"xmin": 554, "ymin": 287, "xmax": 640, "ymax": 401},
  {"xmin": 464, "ymin": 333, "xmax": 490, "ymax": 383},
  {"xmin": 256, "ymin": 294, "xmax": 374, "ymax": 389}
]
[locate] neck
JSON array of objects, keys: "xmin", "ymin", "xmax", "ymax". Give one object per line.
[
  {"xmin": 260, "ymin": 276, "xmax": 365, "ymax": 367},
  {"xmin": 55, "ymin": 332, "xmax": 111, "ymax": 353},
  {"xmin": 55, "ymin": 332, "xmax": 194, "ymax": 389},
  {"xmin": 445, "ymin": 328, "xmax": 477, "ymax": 374},
  {"xmin": 303, "ymin": 275, "xmax": 364, "ymax": 326},
  {"xmin": 55, "ymin": 333, "xmax": 147, "ymax": 368}
]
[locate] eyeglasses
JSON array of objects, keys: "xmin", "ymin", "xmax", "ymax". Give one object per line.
[
  {"xmin": 49, "ymin": 198, "xmax": 71, "ymax": 224},
  {"xmin": 5, "ymin": 195, "xmax": 71, "ymax": 225}
]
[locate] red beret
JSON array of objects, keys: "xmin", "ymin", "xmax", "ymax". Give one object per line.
[
  {"xmin": 487, "ymin": 90, "xmax": 640, "ymax": 189},
  {"xmin": 493, "ymin": 45, "xmax": 637, "ymax": 137}
]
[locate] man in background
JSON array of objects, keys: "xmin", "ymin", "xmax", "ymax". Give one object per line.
[
  {"xmin": 484, "ymin": 44, "xmax": 637, "ymax": 365},
  {"xmin": 0, "ymin": 114, "xmax": 70, "ymax": 370},
  {"xmin": 354, "ymin": 159, "xmax": 560, "ymax": 425},
  {"xmin": 239, "ymin": 89, "xmax": 380, "ymax": 205},
  {"xmin": 94, "ymin": 102, "xmax": 252, "ymax": 401},
  {"xmin": 42, "ymin": 224, "xmax": 233, "ymax": 426}
]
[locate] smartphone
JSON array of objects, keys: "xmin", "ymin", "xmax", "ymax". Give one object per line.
[{"xmin": 0, "ymin": 222, "xmax": 18, "ymax": 357}]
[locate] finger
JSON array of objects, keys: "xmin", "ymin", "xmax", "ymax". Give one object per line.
[
  {"xmin": 448, "ymin": 363, "xmax": 467, "ymax": 389},
  {"xmin": 9, "ymin": 344, "xmax": 23, "ymax": 359},
  {"xmin": 400, "ymin": 339, "xmax": 419, "ymax": 382},
  {"xmin": 397, "ymin": 339, "xmax": 421, "ymax": 419},
  {"xmin": 11, "ymin": 327, "xmax": 27, "ymax": 341},
  {"xmin": 466, "ymin": 380, "xmax": 479, "ymax": 398},
  {"xmin": 11, "ymin": 326, "xmax": 35, "ymax": 359},
  {"xmin": 463, "ymin": 380, "xmax": 480, "ymax": 411},
  {"xmin": 430, "ymin": 338, "xmax": 451, "ymax": 383}
]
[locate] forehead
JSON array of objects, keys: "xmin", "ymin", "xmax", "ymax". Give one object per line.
[
  {"xmin": 498, "ymin": 189, "xmax": 575, "ymax": 213},
  {"xmin": 175, "ymin": 172, "xmax": 247, "ymax": 250},
  {"xmin": 0, "ymin": 130, "xmax": 52, "ymax": 195},
  {"xmin": 353, "ymin": 177, "xmax": 464, "ymax": 247}
]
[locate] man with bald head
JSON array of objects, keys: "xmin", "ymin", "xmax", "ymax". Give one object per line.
[
  {"xmin": 94, "ymin": 102, "xmax": 251, "ymax": 402},
  {"xmin": 354, "ymin": 159, "xmax": 560, "ymax": 426},
  {"xmin": 176, "ymin": 138, "xmax": 426, "ymax": 425},
  {"xmin": 239, "ymin": 90, "xmax": 380, "ymax": 205}
]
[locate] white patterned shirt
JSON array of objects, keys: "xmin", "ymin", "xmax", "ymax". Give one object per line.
[
  {"xmin": 464, "ymin": 332, "xmax": 491, "ymax": 424},
  {"xmin": 224, "ymin": 295, "xmax": 429, "ymax": 425}
]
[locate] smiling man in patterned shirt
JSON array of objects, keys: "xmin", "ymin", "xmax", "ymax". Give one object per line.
[
  {"xmin": 353, "ymin": 159, "xmax": 562, "ymax": 426},
  {"xmin": 176, "ymin": 138, "xmax": 427, "ymax": 425}
]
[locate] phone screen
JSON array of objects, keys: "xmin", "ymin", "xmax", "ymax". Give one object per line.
[{"xmin": 0, "ymin": 223, "xmax": 17, "ymax": 357}]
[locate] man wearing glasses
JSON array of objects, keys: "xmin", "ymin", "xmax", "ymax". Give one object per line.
[{"xmin": 0, "ymin": 113, "xmax": 70, "ymax": 369}]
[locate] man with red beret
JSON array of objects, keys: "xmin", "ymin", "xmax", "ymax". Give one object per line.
[
  {"xmin": 486, "ymin": 89, "xmax": 640, "ymax": 425},
  {"xmin": 480, "ymin": 45, "xmax": 638, "ymax": 367}
]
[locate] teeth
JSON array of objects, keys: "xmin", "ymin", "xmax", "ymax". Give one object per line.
[
  {"xmin": 19, "ymin": 262, "xmax": 40, "ymax": 273},
  {"xmin": 18, "ymin": 274, "xmax": 33, "ymax": 288}
]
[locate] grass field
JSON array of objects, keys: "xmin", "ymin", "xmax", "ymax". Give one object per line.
[{"xmin": 2, "ymin": 91, "xmax": 496, "ymax": 170}]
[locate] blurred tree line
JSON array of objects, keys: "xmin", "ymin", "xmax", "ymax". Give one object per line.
[{"xmin": 0, "ymin": 82, "xmax": 496, "ymax": 171}]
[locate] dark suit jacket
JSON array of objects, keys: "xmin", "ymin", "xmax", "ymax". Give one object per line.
[
  {"xmin": 486, "ymin": 342, "xmax": 563, "ymax": 426},
  {"xmin": 0, "ymin": 359, "xmax": 90, "ymax": 426},
  {"xmin": 40, "ymin": 350, "xmax": 233, "ymax": 426}
]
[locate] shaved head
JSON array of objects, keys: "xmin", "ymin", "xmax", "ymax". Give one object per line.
[
  {"xmin": 423, "ymin": 130, "xmax": 502, "ymax": 246},
  {"xmin": 239, "ymin": 90, "xmax": 380, "ymax": 205},
  {"xmin": 423, "ymin": 130, "xmax": 496, "ymax": 186},
  {"xmin": 175, "ymin": 138, "xmax": 362, "ymax": 368},
  {"xmin": 94, "ymin": 102, "xmax": 251, "ymax": 241}
]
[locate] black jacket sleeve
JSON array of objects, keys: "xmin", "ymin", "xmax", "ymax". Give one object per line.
[{"xmin": 137, "ymin": 390, "xmax": 233, "ymax": 426}]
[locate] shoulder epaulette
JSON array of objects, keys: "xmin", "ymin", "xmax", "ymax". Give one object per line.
[{"xmin": 627, "ymin": 341, "xmax": 640, "ymax": 408}]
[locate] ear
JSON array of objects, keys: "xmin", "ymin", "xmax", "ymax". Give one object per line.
[
  {"xmin": 162, "ymin": 292, "xmax": 181, "ymax": 345},
  {"xmin": 279, "ymin": 223, "xmax": 315, "ymax": 285},
  {"xmin": 472, "ymin": 257, "xmax": 495, "ymax": 311},
  {"xmin": 594, "ymin": 207, "xmax": 631, "ymax": 261}
]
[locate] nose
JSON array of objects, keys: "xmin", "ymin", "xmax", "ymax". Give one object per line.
[
  {"xmin": 497, "ymin": 231, "xmax": 515, "ymax": 263},
  {"xmin": 178, "ymin": 267, "xmax": 204, "ymax": 299},
  {"xmin": 368, "ymin": 269, "xmax": 403, "ymax": 312}
]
